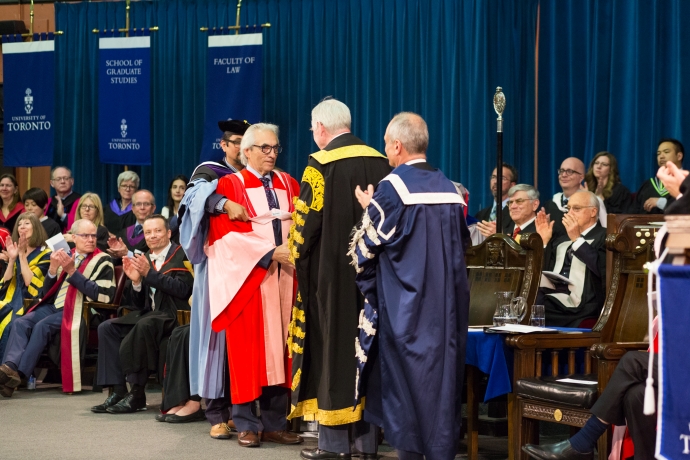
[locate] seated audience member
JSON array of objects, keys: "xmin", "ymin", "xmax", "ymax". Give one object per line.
[
  {"xmin": 545, "ymin": 158, "xmax": 607, "ymax": 238},
  {"xmin": 22, "ymin": 188, "xmax": 61, "ymax": 238},
  {"xmin": 63, "ymin": 192, "xmax": 110, "ymax": 252},
  {"xmin": 474, "ymin": 163, "xmax": 518, "ymax": 232},
  {"xmin": 477, "ymin": 184, "xmax": 540, "ymax": 240},
  {"xmin": 103, "ymin": 171, "xmax": 139, "ymax": 235},
  {"xmin": 0, "ymin": 214, "xmax": 51, "ymax": 364},
  {"xmin": 635, "ymin": 138, "xmax": 684, "ymax": 214},
  {"xmin": 0, "ymin": 219, "xmax": 115, "ymax": 396},
  {"xmin": 92, "ymin": 214, "xmax": 192, "ymax": 414},
  {"xmin": 107, "ymin": 190, "xmax": 157, "ymax": 258},
  {"xmin": 535, "ymin": 190, "xmax": 606, "ymax": 327},
  {"xmin": 0, "ymin": 175, "xmax": 25, "ymax": 232},
  {"xmin": 161, "ymin": 175, "xmax": 188, "ymax": 243},
  {"xmin": 46, "ymin": 166, "xmax": 81, "ymax": 232},
  {"xmin": 585, "ymin": 152, "xmax": 633, "ymax": 214}
]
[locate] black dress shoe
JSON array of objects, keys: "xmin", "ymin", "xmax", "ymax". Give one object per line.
[
  {"xmin": 106, "ymin": 392, "xmax": 147, "ymax": 414},
  {"xmin": 300, "ymin": 448, "xmax": 352, "ymax": 459},
  {"xmin": 91, "ymin": 393, "xmax": 124, "ymax": 413},
  {"xmin": 522, "ymin": 440, "xmax": 593, "ymax": 460},
  {"xmin": 166, "ymin": 408, "xmax": 206, "ymax": 423}
]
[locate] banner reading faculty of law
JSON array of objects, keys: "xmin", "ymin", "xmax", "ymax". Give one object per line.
[
  {"xmin": 200, "ymin": 33, "xmax": 263, "ymax": 162},
  {"xmin": 98, "ymin": 36, "xmax": 151, "ymax": 165},
  {"xmin": 2, "ymin": 39, "xmax": 55, "ymax": 167}
]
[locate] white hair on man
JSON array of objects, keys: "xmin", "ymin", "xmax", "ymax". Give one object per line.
[
  {"xmin": 387, "ymin": 112, "xmax": 429, "ymax": 154},
  {"xmin": 239, "ymin": 123, "xmax": 280, "ymax": 166},
  {"xmin": 311, "ymin": 97, "xmax": 352, "ymax": 133},
  {"xmin": 70, "ymin": 218, "xmax": 96, "ymax": 235},
  {"xmin": 508, "ymin": 184, "xmax": 540, "ymax": 201}
]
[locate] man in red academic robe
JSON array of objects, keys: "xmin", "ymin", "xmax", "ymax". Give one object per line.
[{"xmin": 207, "ymin": 123, "xmax": 303, "ymax": 448}]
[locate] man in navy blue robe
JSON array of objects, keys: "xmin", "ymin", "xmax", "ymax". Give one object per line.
[{"xmin": 348, "ymin": 112, "xmax": 470, "ymax": 460}]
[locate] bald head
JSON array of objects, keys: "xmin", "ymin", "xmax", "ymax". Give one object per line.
[
  {"xmin": 383, "ymin": 112, "xmax": 429, "ymax": 168},
  {"xmin": 558, "ymin": 157, "xmax": 586, "ymax": 196}
]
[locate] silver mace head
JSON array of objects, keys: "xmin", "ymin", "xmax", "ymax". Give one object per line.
[{"xmin": 493, "ymin": 87, "xmax": 506, "ymax": 120}]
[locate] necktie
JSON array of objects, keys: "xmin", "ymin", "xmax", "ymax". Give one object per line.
[
  {"xmin": 560, "ymin": 245, "xmax": 575, "ymax": 278},
  {"xmin": 512, "ymin": 226, "xmax": 521, "ymax": 239},
  {"xmin": 133, "ymin": 224, "xmax": 143, "ymax": 237},
  {"xmin": 54, "ymin": 255, "xmax": 85, "ymax": 309},
  {"xmin": 489, "ymin": 202, "xmax": 497, "ymax": 222},
  {"xmin": 259, "ymin": 176, "xmax": 278, "ymax": 210},
  {"xmin": 561, "ymin": 194, "xmax": 569, "ymax": 208}
]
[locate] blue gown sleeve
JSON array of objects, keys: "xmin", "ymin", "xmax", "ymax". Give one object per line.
[{"xmin": 179, "ymin": 178, "xmax": 218, "ymax": 265}]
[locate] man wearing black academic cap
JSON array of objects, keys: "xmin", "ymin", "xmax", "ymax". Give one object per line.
[{"xmin": 177, "ymin": 119, "xmax": 251, "ymax": 439}]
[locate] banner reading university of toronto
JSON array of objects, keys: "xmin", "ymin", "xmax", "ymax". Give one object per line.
[
  {"xmin": 98, "ymin": 36, "xmax": 151, "ymax": 165},
  {"xmin": 199, "ymin": 33, "xmax": 263, "ymax": 162},
  {"xmin": 2, "ymin": 39, "xmax": 55, "ymax": 167},
  {"xmin": 657, "ymin": 264, "xmax": 690, "ymax": 460}
]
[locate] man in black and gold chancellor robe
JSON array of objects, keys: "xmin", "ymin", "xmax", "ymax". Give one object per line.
[
  {"xmin": 535, "ymin": 190, "xmax": 606, "ymax": 328},
  {"xmin": 288, "ymin": 98, "xmax": 391, "ymax": 460},
  {"xmin": 92, "ymin": 214, "xmax": 193, "ymax": 414}
]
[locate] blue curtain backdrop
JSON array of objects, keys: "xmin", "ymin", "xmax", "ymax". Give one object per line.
[
  {"xmin": 54, "ymin": 0, "xmax": 537, "ymax": 213},
  {"xmin": 537, "ymin": 0, "xmax": 690, "ymax": 199}
]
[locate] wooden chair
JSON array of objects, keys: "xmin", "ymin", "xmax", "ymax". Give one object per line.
[
  {"xmin": 509, "ymin": 215, "xmax": 661, "ymax": 460},
  {"xmin": 465, "ymin": 232, "xmax": 544, "ymax": 326},
  {"xmin": 464, "ymin": 232, "xmax": 543, "ymax": 458}
]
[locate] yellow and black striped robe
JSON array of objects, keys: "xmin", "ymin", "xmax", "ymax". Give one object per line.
[{"xmin": 0, "ymin": 246, "xmax": 51, "ymax": 351}]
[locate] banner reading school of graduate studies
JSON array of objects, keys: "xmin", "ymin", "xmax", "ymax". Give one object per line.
[
  {"xmin": 2, "ymin": 40, "xmax": 55, "ymax": 167},
  {"xmin": 98, "ymin": 36, "xmax": 151, "ymax": 165},
  {"xmin": 200, "ymin": 33, "xmax": 262, "ymax": 162}
]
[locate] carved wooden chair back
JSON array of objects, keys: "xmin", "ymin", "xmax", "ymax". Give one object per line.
[{"xmin": 465, "ymin": 233, "xmax": 543, "ymax": 326}]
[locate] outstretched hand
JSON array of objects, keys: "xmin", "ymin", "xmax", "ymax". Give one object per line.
[
  {"xmin": 355, "ymin": 184, "xmax": 375, "ymax": 209},
  {"xmin": 535, "ymin": 208, "xmax": 554, "ymax": 246},
  {"xmin": 107, "ymin": 236, "xmax": 128, "ymax": 258}
]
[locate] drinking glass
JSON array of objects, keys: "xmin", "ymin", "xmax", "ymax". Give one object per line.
[
  {"xmin": 493, "ymin": 304, "xmax": 511, "ymax": 326},
  {"xmin": 530, "ymin": 305, "xmax": 546, "ymax": 327}
]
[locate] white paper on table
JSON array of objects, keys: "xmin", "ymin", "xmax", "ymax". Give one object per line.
[
  {"xmin": 556, "ymin": 378, "xmax": 597, "ymax": 385},
  {"xmin": 45, "ymin": 233, "xmax": 72, "ymax": 256},
  {"xmin": 487, "ymin": 324, "xmax": 558, "ymax": 333},
  {"xmin": 249, "ymin": 209, "xmax": 293, "ymax": 225}
]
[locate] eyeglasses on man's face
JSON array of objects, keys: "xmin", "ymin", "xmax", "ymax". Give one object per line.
[
  {"xmin": 507, "ymin": 198, "xmax": 533, "ymax": 206},
  {"xmin": 74, "ymin": 233, "xmax": 98, "ymax": 240},
  {"xmin": 133, "ymin": 202, "xmax": 154, "ymax": 208},
  {"xmin": 224, "ymin": 139, "xmax": 242, "ymax": 147},
  {"xmin": 51, "ymin": 176, "xmax": 72, "ymax": 182},
  {"xmin": 564, "ymin": 205, "xmax": 595, "ymax": 212},
  {"xmin": 557, "ymin": 169, "xmax": 583, "ymax": 177},
  {"xmin": 252, "ymin": 144, "xmax": 283, "ymax": 155}
]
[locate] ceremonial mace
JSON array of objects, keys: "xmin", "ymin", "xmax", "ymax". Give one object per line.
[{"xmin": 493, "ymin": 87, "xmax": 506, "ymax": 234}]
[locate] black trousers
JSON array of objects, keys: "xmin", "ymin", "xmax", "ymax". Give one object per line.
[
  {"xmin": 318, "ymin": 421, "xmax": 379, "ymax": 454},
  {"xmin": 232, "ymin": 386, "xmax": 288, "ymax": 433},
  {"xmin": 161, "ymin": 324, "xmax": 192, "ymax": 412},
  {"xmin": 96, "ymin": 318, "xmax": 133, "ymax": 386},
  {"xmin": 590, "ymin": 351, "xmax": 657, "ymax": 460}
]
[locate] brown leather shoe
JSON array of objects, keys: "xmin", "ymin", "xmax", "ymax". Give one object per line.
[
  {"xmin": 0, "ymin": 364, "xmax": 20, "ymax": 388},
  {"xmin": 262, "ymin": 430, "xmax": 304, "ymax": 444},
  {"xmin": 237, "ymin": 430, "xmax": 261, "ymax": 447},
  {"xmin": 0, "ymin": 384, "xmax": 15, "ymax": 397},
  {"xmin": 227, "ymin": 419, "xmax": 237, "ymax": 431},
  {"xmin": 209, "ymin": 423, "xmax": 232, "ymax": 439}
]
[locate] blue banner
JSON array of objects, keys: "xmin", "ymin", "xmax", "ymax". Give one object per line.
[
  {"xmin": 657, "ymin": 264, "xmax": 690, "ymax": 459},
  {"xmin": 200, "ymin": 33, "xmax": 263, "ymax": 162},
  {"xmin": 98, "ymin": 36, "xmax": 151, "ymax": 165},
  {"xmin": 2, "ymin": 40, "xmax": 55, "ymax": 167}
]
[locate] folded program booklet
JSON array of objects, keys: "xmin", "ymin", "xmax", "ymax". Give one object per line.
[
  {"xmin": 484, "ymin": 324, "xmax": 558, "ymax": 334},
  {"xmin": 540, "ymin": 270, "xmax": 574, "ymax": 289}
]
